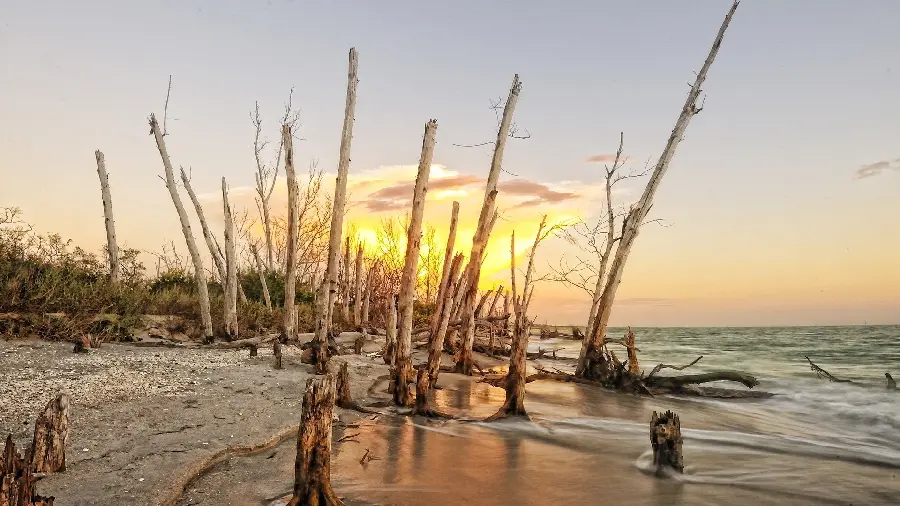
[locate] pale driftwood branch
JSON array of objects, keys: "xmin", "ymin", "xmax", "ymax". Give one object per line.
[{"xmin": 646, "ymin": 355, "xmax": 703, "ymax": 378}]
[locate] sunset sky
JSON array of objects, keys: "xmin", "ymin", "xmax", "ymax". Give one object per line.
[{"xmin": 2, "ymin": 0, "xmax": 898, "ymax": 326}]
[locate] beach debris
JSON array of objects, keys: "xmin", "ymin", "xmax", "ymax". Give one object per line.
[
  {"xmin": 273, "ymin": 341, "xmax": 282, "ymax": 370},
  {"xmin": 358, "ymin": 448, "xmax": 379, "ymax": 466},
  {"xmin": 886, "ymin": 373, "xmax": 896, "ymax": 390},
  {"xmin": 1, "ymin": 435, "xmax": 55, "ymax": 505},
  {"xmin": 805, "ymin": 356, "xmax": 852, "ymax": 383},
  {"xmin": 650, "ymin": 410, "xmax": 684, "ymax": 476},
  {"xmin": 30, "ymin": 394, "xmax": 69, "ymax": 473},
  {"xmin": 287, "ymin": 374, "xmax": 342, "ymax": 506}
]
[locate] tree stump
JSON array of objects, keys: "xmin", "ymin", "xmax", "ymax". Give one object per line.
[
  {"xmin": 650, "ymin": 410, "xmax": 683, "ymax": 475},
  {"xmin": 1, "ymin": 435, "xmax": 55, "ymax": 505},
  {"xmin": 31, "ymin": 394, "xmax": 69, "ymax": 473},
  {"xmin": 249, "ymin": 344, "xmax": 258, "ymax": 358},
  {"xmin": 353, "ymin": 331, "xmax": 365, "ymax": 355},
  {"xmin": 335, "ymin": 362, "xmax": 352, "ymax": 409},
  {"xmin": 273, "ymin": 341, "xmax": 283, "ymax": 370},
  {"xmin": 886, "ymin": 373, "xmax": 896, "ymax": 390},
  {"xmin": 287, "ymin": 375, "xmax": 342, "ymax": 506}
]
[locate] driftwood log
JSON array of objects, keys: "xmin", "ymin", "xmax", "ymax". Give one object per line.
[
  {"xmin": 287, "ymin": 375, "xmax": 342, "ymax": 506},
  {"xmin": 650, "ymin": 410, "xmax": 683, "ymax": 476},
  {"xmin": 1, "ymin": 436, "xmax": 54, "ymax": 506}
]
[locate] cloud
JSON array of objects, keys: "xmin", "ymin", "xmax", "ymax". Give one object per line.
[
  {"xmin": 364, "ymin": 173, "xmax": 484, "ymax": 211},
  {"xmin": 498, "ymin": 179, "xmax": 579, "ymax": 208},
  {"xmin": 585, "ymin": 154, "xmax": 617, "ymax": 163},
  {"xmin": 855, "ymin": 158, "xmax": 900, "ymax": 179},
  {"xmin": 615, "ymin": 297, "xmax": 675, "ymax": 307}
]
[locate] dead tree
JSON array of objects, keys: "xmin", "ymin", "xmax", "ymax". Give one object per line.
[
  {"xmin": 1, "ymin": 436, "xmax": 54, "ymax": 505},
  {"xmin": 94, "ymin": 150, "xmax": 120, "ymax": 285},
  {"xmin": 30, "ymin": 393, "xmax": 69, "ymax": 473},
  {"xmin": 149, "ymin": 114, "xmax": 214, "ymax": 342},
  {"xmin": 429, "ymin": 201, "xmax": 460, "ymax": 339},
  {"xmin": 222, "ymin": 178, "xmax": 238, "ymax": 339},
  {"xmin": 576, "ymin": 1, "xmax": 740, "ymax": 379},
  {"xmin": 287, "ymin": 375, "xmax": 343, "ymax": 506},
  {"xmin": 353, "ymin": 244, "xmax": 364, "ymax": 327},
  {"xmin": 650, "ymin": 410, "xmax": 683, "ymax": 475},
  {"xmin": 393, "ymin": 119, "xmax": 438, "ymax": 407},
  {"xmin": 250, "ymin": 243, "xmax": 272, "ymax": 309},
  {"xmin": 340, "ymin": 237, "xmax": 351, "ymax": 323},
  {"xmin": 384, "ymin": 295, "xmax": 398, "ymax": 365},
  {"xmin": 487, "ymin": 217, "xmax": 550, "ymax": 421},
  {"xmin": 282, "ymin": 124, "xmax": 300, "ymax": 343},
  {"xmin": 312, "ymin": 47, "xmax": 358, "ymax": 372},
  {"xmin": 456, "ymin": 72, "xmax": 522, "ymax": 373},
  {"xmin": 426, "ymin": 254, "xmax": 464, "ymax": 388}
]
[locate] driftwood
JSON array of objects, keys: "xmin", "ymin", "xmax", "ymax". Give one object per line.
[
  {"xmin": 30, "ymin": 394, "xmax": 69, "ymax": 473},
  {"xmin": 273, "ymin": 341, "xmax": 283, "ymax": 370},
  {"xmin": 805, "ymin": 356, "xmax": 852, "ymax": 383},
  {"xmin": 287, "ymin": 375, "xmax": 342, "ymax": 506},
  {"xmin": 887, "ymin": 373, "xmax": 896, "ymax": 390},
  {"xmin": 650, "ymin": 410, "xmax": 683, "ymax": 475},
  {"xmin": 1, "ymin": 436, "xmax": 54, "ymax": 506}
]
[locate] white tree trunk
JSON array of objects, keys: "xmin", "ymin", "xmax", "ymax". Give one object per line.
[
  {"xmin": 251, "ymin": 243, "xmax": 272, "ymax": 309},
  {"xmin": 429, "ymin": 201, "xmax": 460, "ymax": 339},
  {"xmin": 393, "ymin": 119, "xmax": 438, "ymax": 406},
  {"xmin": 180, "ymin": 168, "xmax": 226, "ymax": 283},
  {"xmin": 283, "ymin": 123, "xmax": 300, "ymax": 342},
  {"xmin": 341, "ymin": 236, "xmax": 351, "ymax": 323},
  {"xmin": 427, "ymin": 253, "xmax": 463, "ymax": 387},
  {"xmin": 222, "ymin": 177, "xmax": 238, "ymax": 339},
  {"xmin": 455, "ymin": 75, "xmax": 521, "ymax": 375},
  {"xmin": 576, "ymin": 0, "xmax": 740, "ymax": 377},
  {"xmin": 353, "ymin": 244, "xmax": 363, "ymax": 327},
  {"xmin": 385, "ymin": 294, "xmax": 398, "ymax": 364},
  {"xmin": 313, "ymin": 47, "xmax": 359, "ymax": 371},
  {"xmin": 94, "ymin": 150, "xmax": 120, "ymax": 284},
  {"xmin": 149, "ymin": 114, "xmax": 213, "ymax": 341}
]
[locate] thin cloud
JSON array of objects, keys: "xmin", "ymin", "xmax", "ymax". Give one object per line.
[
  {"xmin": 498, "ymin": 179, "xmax": 578, "ymax": 208},
  {"xmin": 585, "ymin": 154, "xmax": 617, "ymax": 164},
  {"xmin": 365, "ymin": 174, "xmax": 485, "ymax": 211},
  {"xmin": 855, "ymin": 158, "xmax": 900, "ymax": 179}
]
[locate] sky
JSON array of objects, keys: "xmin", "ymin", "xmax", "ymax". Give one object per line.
[{"xmin": 1, "ymin": 0, "xmax": 898, "ymax": 326}]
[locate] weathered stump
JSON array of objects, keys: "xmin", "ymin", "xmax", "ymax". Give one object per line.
[
  {"xmin": 1, "ymin": 436, "xmax": 55, "ymax": 505},
  {"xmin": 273, "ymin": 341, "xmax": 283, "ymax": 370},
  {"xmin": 249, "ymin": 344, "xmax": 258, "ymax": 357},
  {"xmin": 335, "ymin": 362, "xmax": 352, "ymax": 409},
  {"xmin": 650, "ymin": 410, "xmax": 683, "ymax": 476},
  {"xmin": 353, "ymin": 332, "xmax": 365, "ymax": 355},
  {"xmin": 31, "ymin": 394, "xmax": 69, "ymax": 473},
  {"xmin": 287, "ymin": 375, "xmax": 343, "ymax": 506},
  {"xmin": 887, "ymin": 372, "xmax": 896, "ymax": 390}
]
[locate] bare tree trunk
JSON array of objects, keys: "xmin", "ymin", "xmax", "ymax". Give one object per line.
[
  {"xmin": 222, "ymin": 178, "xmax": 238, "ymax": 339},
  {"xmin": 180, "ymin": 168, "xmax": 225, "ymax": 283},
  {"xmin": 384, "ymin": 294, "xmax": 398, "ymax": 365},
  {"xmin": 488, "ymin": 217, "xmax": 547, "ymax": 421},
  {"xmin": 313, "ymin": 47, "xmax": 359, "ymax": 372},
  {"xmin": 393, "ymin": 119, "xmax": 438, "ymax": 407},
  {"xmin": 262, "ymin": 204, "xmax": 274, "ymax": 272},
  {"xmin": 250, "ymin": 243, "xmax": 272, "ymax": 309},
  {"xmin": 429, "ymin": 201, "xmax": 460, "ymax": 338},
  {"xmin": 576, "ymin": 1, "xmax": 739, "ymax": 378},
  {"xmin": 426, "ymin": 253, "xmax": 463, "ymax": 388},
  {"xmin": 455, "ymin": 73, "xmax": 520, "ymax": 373},
  {"xmin": 341, "ymin": 237, "xmax": 351, "ymax": 324},
  {"xmin": 149, "ymin": 114, "xmax": 213, "ymax": 342},
  {"xmin": 94, "ymin": 150, "xmax": 120, "ymax": 284},
  {"xmin": 287, "ymin": 375, "xmax": 343, "ymax": 506},
  {"xmin": 487, "ymin": 285, "xmax": 503, "ymax": 317},
  {"xmin": 352, "ymin": 244, "xmax": 363, "ymax": 327},
  {"xmin": 30, "ymin": 393, "xmax": 69, "ymax": 473},
  {"xmin": 361, "ymin": 265, "xmax": 374, "ymax": 325},
  {"xmin": 282, "ymin": 124, "xmax": 300, "ymax": 342},
  {"xmin": 474, "ymin": 289, "xmax": 493, "ymax": 318}
]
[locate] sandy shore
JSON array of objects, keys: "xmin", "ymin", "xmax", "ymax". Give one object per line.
[{"xmin": 1, "ymin": 336, "xmax": 389, "ymax": 506}]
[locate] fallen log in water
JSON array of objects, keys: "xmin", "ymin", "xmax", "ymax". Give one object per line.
[
  {"xmin": 805, "ymin": 356, "xmax": 852, "ymax": 383},
  {"xmin": 650, "ymin": 410, "xmax": 683, "ymax": 476}
]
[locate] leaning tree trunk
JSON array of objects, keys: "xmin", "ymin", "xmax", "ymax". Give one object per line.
[
  {"xmin": 384, "ymin": 294, "xmax": 398, "ymax": 366},
  {"xmin": 429, "ymin": 201, "xmax": 460, "ymax": 338},
  {"xmin": 287, "ymin": 375, "xmax": 343, "ymax": 506},
  {"xmin": 426, "ymin": 254, "xmax": 464, "ymax": 388},
  {"xmin": 94, "ymin": 150, "xmax": 120, "ymax": 285},
  {"xmin": 250, "ymin": 243, "xmax": 272, "ymax": 309},
  {"xmin": 393, "ymin": 119, "xmax": 438, "ymax": 406},
  {"xmin": 576, "ymin": 1, "xmax": 740, "ymax": 378},
  {"xmin": 222, "ymin": 178, "xmax": 238, "ymax": 339},
  {"xmin": 30, "ymin": 393, "xmax": 69, "ymax": 473},
  {"xmin": 455, "ymin": 75, "xmax": 522, "ymax": 375},
  {"xmin": 149, "ymin": 114, "xmax": 213, "ymax": 342},
  {"xmin": 312, "ymin": 47, "xmax": 359, "ymax": 372},
  {"xmin": 353, "ymin": 244, "xmax": 363, "ymax": 327},
  {"xmin": 282, "ymin": 124, "xmax": 300, "ymax": 343},
  {"xmin": 180, "ymin": 168, "xmax": 226, "ymax": 284}
]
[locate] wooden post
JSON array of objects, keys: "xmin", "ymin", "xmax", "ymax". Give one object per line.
[
  {"xmin": 384, "ymin": 294, "xmax": 398, "ymax": 365},
  {"xmin": 576, "ymin": 0, "xmax": 740, "ymax": 379},
  {"xmin": 287, "ymin": 375, "xmax": 342, "ymax": 506},
  {"xmin": 352, "ymin": 244, "xmax": 364, "ymax": 327},
  {"xmin": 282, "ymin": 123, "xmax": 299, "ymax": 342},
  {"xmin": 313, "ymin": 47, "xmax": 359, "ymax": 372},
  {"xmin": 250, "ymin": 243, "xmax": 272, "ymax": 309},
  {"xmin": 426, "ymin": 254, "xmax": 463, "ymax": 388},
  {"xmin": 650, "ymin": 410, "xmax": 684, "ymax": 475},
  {"xmin": 222, "ymin": 178, "xmax": 238, "ymax": 340},
  {"xmin": 393, "ymin": 119, "xmax": 438, "ymax": 407},
  {"xmin": 94, "ymin": 150, "xmax": 120, "ymax": 285},
  {"xmin": 273, "ymin": 340, "xmax": 283, "ymax": 370},
  {"xmin": 429, "ymin": 201, "xmax": 460, "ymax": 339},
  {"xmin": 149, "ymin": 114, "xmax": 214, "ymax": 342},
  {"xmin": 30, "ymin": 393, "xmax": 69, "ymax": 473},
  {"xmin": 336, "ymin": 361, "xmax": 353, "ymax": 409},
  {"xmin": 455, "ymin": 75, "xmax": 522, "ymax": 375}
]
